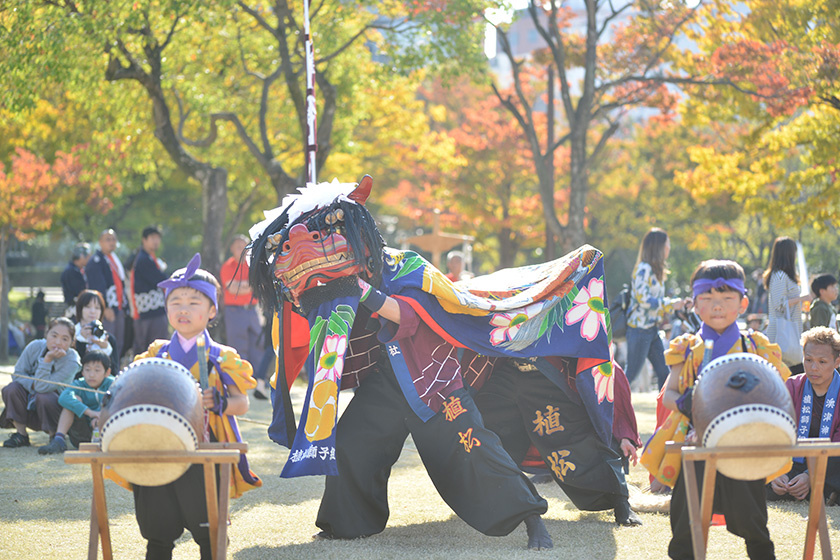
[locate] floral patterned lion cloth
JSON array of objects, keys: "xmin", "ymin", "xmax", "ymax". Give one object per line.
[{"xmin": 272, "ymin": 243, "xmax": 617, "ymax": 478}]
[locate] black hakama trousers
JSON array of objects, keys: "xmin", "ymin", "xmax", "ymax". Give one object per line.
[
  {"xmin": 316, "ymin": 359, "xmax": 548, "ymax": 539},
  {"xmin": 474, "ymin": 359, "xmax": 628, "ymax": 511},
  {"xmin": 669, "ymin": 462, "xmax": 774, "ymax": 560},
  {"xmin": 133, "ymin": 463, "xmax": 216, "ymax": 559}
]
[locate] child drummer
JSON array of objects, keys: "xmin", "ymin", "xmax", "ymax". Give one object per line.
[
  {"xmin": 659, "ymin": 260, "xmax": 790, "ymax": 560},
  {"xmin": 132, "ymin": 253, "xmax": 261, "ymax": 560}
]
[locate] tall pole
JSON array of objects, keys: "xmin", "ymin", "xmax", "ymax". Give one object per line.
[
  {"xmin": 545, "ymin": 64, "xmax": 556, "ymax": 261},
  {"xmin": 304, "ymin": 0, "xmax": 317, "ymax": 186}
]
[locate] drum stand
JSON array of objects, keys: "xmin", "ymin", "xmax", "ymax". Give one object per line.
[
  {"xmin": 65, "ymin": 442, "xmax": 247, "ymax": 560},
  {"xmin": 667, "ymin": 440, "xmax": 840, "ymax": 560}
]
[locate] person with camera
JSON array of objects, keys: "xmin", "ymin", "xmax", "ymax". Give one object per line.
[{"xmin": 74, "ymin": 289, "xmax": 119, "ymax": 374}]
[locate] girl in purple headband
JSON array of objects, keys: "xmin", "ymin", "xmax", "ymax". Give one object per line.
[{"xmin": 127, "ymin": 253, "xmax": 261, "ymax": 559}]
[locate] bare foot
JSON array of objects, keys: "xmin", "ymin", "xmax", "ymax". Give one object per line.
[
  {"xmin": 615, "ymin": 499, "xmax": 643, "ymax": 527},
  {"xmin": 524, "ymin": 513, "xmax": 553, "ymax": 550}
]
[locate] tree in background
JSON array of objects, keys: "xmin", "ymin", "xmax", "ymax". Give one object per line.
[
  {"xmin": 486, "ymin": 0, "xmax": 703, "ymax": 257},
  {"xmin": 0, "ymin": 150, "xmax": 59, "ymax": 360},
  {"xmin": 1, "ymin": 1, "xmax": 488, "ymax": 274},
  {"xmin": 428, "ymin": 77, "xmax": 543, "ymax": 269},
  {"xmin": 673, "ymin": 0, "xmax": 840, "ymax": 232}
]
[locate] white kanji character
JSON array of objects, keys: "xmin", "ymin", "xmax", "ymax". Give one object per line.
[
  {"xmin": 802, "ymin": 406, "xmax": 811, "ymax": 415},
  {"xmin": 804, "ymin": 395, "xmax": 812, "ymax": 404},
  {"xmin": 388, "ymin": 344, "xmax": 401, "ymax": 357},
  {"xmin": 824, "ymin": 412, "xmax": 833, "ymax": 423},
  {"xmin": 826, "ymin": 398, "xmax": 836, "ymax": 409},
  {"xmin": 330, "ymin": 447, "xmax": 336, "ymax": 461},
  {"xmin": 821, "ymin": 425, "xmax": 830, "ymax": 435}
]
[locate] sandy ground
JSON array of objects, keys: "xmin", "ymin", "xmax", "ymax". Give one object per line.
[{"xmin": 0, "ymin": 366, "xmax": 838, "ymax": 559}]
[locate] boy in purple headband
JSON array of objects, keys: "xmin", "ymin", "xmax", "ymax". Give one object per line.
[
  {"xmin": 657, "ymin": 259, "xmax": 789, "ymax": 559},
  {"xmin": 130, "ymin": 253, "xmax": 261, "ymax": 560}
]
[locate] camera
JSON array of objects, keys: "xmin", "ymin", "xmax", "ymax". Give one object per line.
[{"xmin": 88, "ymin": 320, "xmax": 106, "ymax": 338}]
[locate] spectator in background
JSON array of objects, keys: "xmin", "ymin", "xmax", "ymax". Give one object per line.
[
  {"xmin": 129, "ymin": 226, "xmax": 169, "ymax": 354},
  {"xmin": 220, "ymin": 235, "xmax": 265, "ymax": 398},
  {"xmin": 31, "ymin": 291, "xmax": 48, "ymax": 338},
  {"xmin": 1, "ymin": 317, "xmax": 81, "ymax": 448},
  {"xmin": 61, "ymin": 242, "xmax": 90, "ymax": 314},
  {"xmin": 445, "ymin": 250, "xmax": 465, "ymax": 282},
  {"xmin": 625, "ymin": 228, "xmax": 685, "ymax": 389},
  {"xmin": 87, "ymin": 229, "xmax": 128, "ymax": 362},
  {"xmin": 809, "ymin": 273, "xmax": 838, "ymax": 330},
  {"xmin": 764, "ymin": 236, "xmax": 809, "ymax": 373},
  {"xmin": 74, "ymin": 289, "xmax": 119, "ymax": 374}
]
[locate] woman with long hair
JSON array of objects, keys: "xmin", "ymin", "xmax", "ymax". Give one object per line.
[
  {"xmin": 764, "ymin": 236, "xmax": 809, "ymax": 372},
  {"xmin": 624, "ymin": 228, "xmax": 685, "ymax": 388}
]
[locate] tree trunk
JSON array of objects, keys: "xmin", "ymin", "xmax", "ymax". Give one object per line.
[
  {"xmin": 271, "ymin": 173, "xmax": 300, "ymax": 206},
  {"xmin": 199, "ymin": 167, "xmax": 228, "ymax": 278},
  {"xmin": 0, "ymin": 232, "xmax": 10, "ymax": 361},
  {"xmin": 498, "ymin": 228, "xmax": 519, "ymax": 269},
  {"xmin": 565, "ymin": 129, "xmax": 588, "ymax": 253}
]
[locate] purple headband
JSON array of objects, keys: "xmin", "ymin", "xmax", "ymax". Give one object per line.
[
  {"xmin": 157, "ymin": 253, "xmax": 218, "ymax": 307},
  {"xmin": 692, "ymin": 277, "xmax": 745, "ymax": 297}
]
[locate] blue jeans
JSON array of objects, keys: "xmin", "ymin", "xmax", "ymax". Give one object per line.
[{"xmin": 624, "ymin": 326, "xmax": 669, "ymax": 389}]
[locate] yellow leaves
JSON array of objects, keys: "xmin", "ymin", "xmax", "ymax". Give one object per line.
[{"xmin": 428, "ymin": 104, "xmax": 448, "ymax": 123}]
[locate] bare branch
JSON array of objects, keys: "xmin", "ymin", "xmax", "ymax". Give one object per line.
[
  {"xmin": 315, "ymin": 26, "xmax": 370, "ymax": 65},
  {"xmin": 259, "ymin": 66, "xmax": 284, "ymax": 159},
  {"xmin": 548, "ymin": 131, "xmax": 572, "ymax": 154},
  {"xmin": 224, "ymin": 186, "xmax": 262, "ymax": 245},
  {"xmin": 105, "ymin": 39, "xmax": 148, "ymax": 84},
  {"xmin": 819, "ymin": 94, "xmax": 840, "ymax": 112},
  {"xmin": 238, "ymin": 1, "xmax": 279, "ymax": 38},
  {"xmin": 596, "ymin": 2, "xmax": 632, "ymax": 39},
  {"xmin": 607, "ymin": 74, "xmax": 780, "ymax": 98},
  {"xmin": 527, "ymin": 1, "xmax": 574, "ymax": 119},
  {"xmin": 588, "ymin": 118, "xmax": 622, "ymax": 163},
  {"xmin": 632, "ymin": 7, "xmax": 698, "ymax": 80},
  {"xmin": 160, "ymin": 11, "xmax": 184, "ymax": 51},
  {"xmin": 236, "ymin": 25, "xmax": 265, "ymax": 79}
]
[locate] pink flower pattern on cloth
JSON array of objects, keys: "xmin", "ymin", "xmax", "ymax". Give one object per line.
[
  {"xmin": 489, "ymin": 302, "xmax": 545, "ymax": 346},
  {"xmin": 591, "ymin": 361, "xmax": 614, "ymax": 403},
  {"xmin": 565, "ymin": 277, "xmax": 607, "ymax": 342},
  {"xmin": 316, "ymin": 334, "xmax": 347, "ymax": 383}
]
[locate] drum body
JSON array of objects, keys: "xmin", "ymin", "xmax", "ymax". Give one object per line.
[
  {"xmin": 692, "ymin": 352, "xmax": 796, "ymax": 480},
  {"xmin": 99, "ymin": 358, "xmax": 204, "ymax": 486}
]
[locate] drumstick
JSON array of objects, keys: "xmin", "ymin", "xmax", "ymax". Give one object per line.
[
  {"xmin": 196, "ymin": 335, "xmax": 210, "ymax": 391},
  {"xmin": 7, "ymin": 372, "xmax": 107, "ymax": 394},
  {"xmin": 196, "ymin": 335, "xmax": 212, "ymax": 442}
]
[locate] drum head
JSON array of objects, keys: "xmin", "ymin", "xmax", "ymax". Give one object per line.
[
  {"xmin": 101, "ymin": 404, "xmax": 199, "ymax": 486},
  {"xmin": 702, "ymin": 404, "xmax": 796, "ymax": 480}
]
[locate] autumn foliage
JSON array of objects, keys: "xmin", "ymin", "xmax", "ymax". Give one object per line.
[{"xmin": 0, "ymin": 148, "xmax": 59, "ymax": 241}]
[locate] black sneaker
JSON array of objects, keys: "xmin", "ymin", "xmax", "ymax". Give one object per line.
[
  {"xmin": 253, "ymin": 388, "xmax": 268, "ymax": 400},
  {"xmin": 38, "ymin": 437, "xmax": 67, "ymax": 455},
  {"xmin": 3, "ymin": 432, "xmax": 30, "ymax": 448}
]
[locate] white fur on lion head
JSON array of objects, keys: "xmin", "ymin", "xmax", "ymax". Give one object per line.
[{"xmin": 248, "ymin": 178, "xmax": 361, "ymax": 242}]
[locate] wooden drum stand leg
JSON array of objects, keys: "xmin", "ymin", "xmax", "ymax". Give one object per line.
[
  {"xmin": 216, "ymin": 464, "xmax": 232, "ymax": 560},
  {"xmin": 68, "ymin": 446, "xmax": 243, "ymax": 560},
  {"xmin": 804, "ymin": 455, "xmax": 832, "ymax": 560},
  {"xmin": 90, "ymin": 459, "xmax": 112, "ymax": 560},
  {"xmin": 682, "ymin": 456, "xmax": 719, "ymax": 560},
  {"xmin": 204, "ymin": 462, "xmax": 220, "ymax": 560}
]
